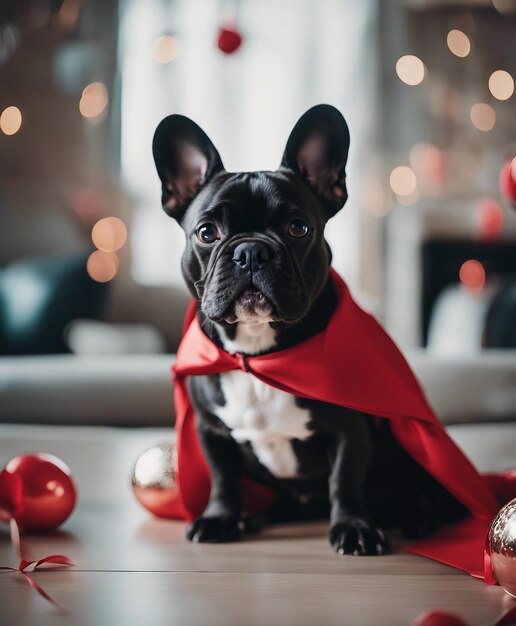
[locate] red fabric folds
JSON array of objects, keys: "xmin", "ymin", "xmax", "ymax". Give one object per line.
[{"xmin": 169, "ymin": 268, "xmax": 516, "ymax": 582}]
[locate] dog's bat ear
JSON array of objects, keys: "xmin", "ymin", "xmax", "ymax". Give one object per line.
[
  {"xmin": 280, "ymin": 104, "xmax": 350, "ymax": 219},
  {"xmin": 152, "ymin": 115, "xmax": 225, "ymax": 222}
]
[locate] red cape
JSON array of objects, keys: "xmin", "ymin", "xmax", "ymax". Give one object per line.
[{"xmin": 167, "ymin": 268, "xmax": 515, "ymax": 583}]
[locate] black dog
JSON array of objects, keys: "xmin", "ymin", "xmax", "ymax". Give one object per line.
[{"xmin": 152, "ymin": 105, "xmax": 465, "ymax": 555}]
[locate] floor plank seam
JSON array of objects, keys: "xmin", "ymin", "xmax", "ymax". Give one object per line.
[{"xmin": 28, "ymin": 569, "xmax": 471, "ymax": 576}]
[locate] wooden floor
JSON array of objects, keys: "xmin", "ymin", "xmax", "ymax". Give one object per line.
[{"xmin": 0, "ymin": 503, "xmax": 513, "ymax": 626}]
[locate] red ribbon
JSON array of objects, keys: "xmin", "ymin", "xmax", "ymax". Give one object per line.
[{"xmin": 0, "ymin": 515, "xmax": 75, "ymax": 608}]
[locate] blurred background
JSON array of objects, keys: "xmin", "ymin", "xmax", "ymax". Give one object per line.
[{"xmin": 0, "ymin": 0, "xmax": 515, "ymax": 432}]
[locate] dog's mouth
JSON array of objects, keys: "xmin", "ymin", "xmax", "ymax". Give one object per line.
[
  {"xmin": 236, "ymin": 287, "xmax": 271, "ymax": 309},
  {"xmin": 225, "ymin": 286, "xmax": 275, "ymax": 323}
]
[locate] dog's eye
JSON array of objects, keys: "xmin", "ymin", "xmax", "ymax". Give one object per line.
[
  {"xmin": 287, "ymin": 219, "xmax": 309, "ymax": 238},
  {"xmin": 196, "ymin": 223, "xmax": 220, "ymax": 244}
]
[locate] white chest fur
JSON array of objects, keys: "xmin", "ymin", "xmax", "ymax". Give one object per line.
[
  {"xmin": 214, "ymin": 320, "xmax": 313, "ymax": 478},
  {"xmin": 214, "ymin": 371, "xmax": 312, "ymax": 478}
]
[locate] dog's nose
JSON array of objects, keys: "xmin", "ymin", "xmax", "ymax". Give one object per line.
[{"xmin": 233, "ymin": 241, "xmax": 271, "ymax": 272}]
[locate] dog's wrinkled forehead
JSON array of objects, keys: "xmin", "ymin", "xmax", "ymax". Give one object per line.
[{"xmin": 183, "ymin": 170, "xmax": 322, "ymax": 236}]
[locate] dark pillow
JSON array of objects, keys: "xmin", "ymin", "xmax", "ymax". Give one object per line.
[{"xmin": 0, "ymin": 253, "xmax": 109, "ymax": 355}]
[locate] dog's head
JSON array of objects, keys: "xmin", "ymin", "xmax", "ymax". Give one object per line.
[{"xmin": 152, "ymin": 104, "xmax": 350, "ymax": 325}]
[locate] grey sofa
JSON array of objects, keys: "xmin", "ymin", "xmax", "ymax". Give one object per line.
[{"xmin": 1, "ymin": 350, "xmax": 515, "ymax": 428}]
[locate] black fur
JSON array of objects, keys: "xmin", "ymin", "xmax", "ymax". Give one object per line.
[{"xmin": 153, "ymin": 105, "xmax": 466, "ymax": 554}]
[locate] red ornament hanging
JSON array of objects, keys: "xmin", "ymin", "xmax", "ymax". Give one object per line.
[{"xmin": 217, "ymin": 24, "xmax": 243, "ymax": 54}]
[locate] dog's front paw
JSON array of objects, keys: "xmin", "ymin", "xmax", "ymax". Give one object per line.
[
  {"xmin": 186, "ymin": 515, "xmax": 242, "ymax": 543},
  {"xmin": 329, "ymin": 519, "xmax": 390, "ymax": 556}
]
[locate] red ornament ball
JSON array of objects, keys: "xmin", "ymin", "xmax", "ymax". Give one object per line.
[
  {"xmin": 412, "ymin": 610, "xmax": 469, "ymax": 626},
  {"xmin": 217, "ymin": 25, "xmax": 243, "ymax": 54},
  {"xmin": 0, "ymin": 469, "xmax": 12, "ymax": 524},
  {"xmin": 0, "ymin": 453, "xmax": 77, "ymax": 532},
  {"xmin": 499, "ymin": 158, "xmax": 516, "ymax": 204}
]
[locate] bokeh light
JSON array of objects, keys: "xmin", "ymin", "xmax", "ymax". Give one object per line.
[
  {"xmin": 396, "ymin": 188, "xmax": 420, "ymax": 206},
  {"xmin": 79, "ymin": 82, "xmax": 108, "ymax": 119},
  {"xmin": 470, "ymin": 103, "xmax": 496, "ymax": 132},
  {"xmin": 476, "ymin": 198, "xmax": 504, "ymax": 240},
  {"xmin": 459, "ymin": 259, "xmax": 486, "ymax": 292},
  {"xmin": 446, "ymin": 30, "xmax": 471, "ymax": 58},
  {"xmin": 91, "ymin": 217, "xmax": 127, "ymax": 252},
  {"xmin": 58, "ymin": 0, "xmax": 81, "ymax": 30},
  {"xmin": 361, "ymin": 180, "xmax": 390, "ymax": 217},
  {"xmin": 0, "ymin": 106, "xmax": 22, "ymax": 135},
  {"xmin": 87, "ymin": 250, "xmax": 119, "ymax": 283},
  {"xmin": 488, "ymin": 70, "xmax": 514, "ymax": 101},
  {"xmin": 152, "ymin": 35, "xmax": 179, "ymax": 63},
  {"xmin": 492, "ymin": 0, "xmax": 516, "ymax": 15},
  {"xmin": 389, "ymin": 165, "xmax": 417, "ymax": 196},
  {"xmin": 395, "ymin": 55, "xmax": 425, "ymax": 86},
  {"xmin": 409, "ymin": 142, "xmax": 448, "ymax": 191}
]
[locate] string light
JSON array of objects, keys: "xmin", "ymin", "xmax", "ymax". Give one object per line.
[
  {"xmin": 395, "ymin": 55, "xmax": 425, "ymax": 86},
  {"xmin": 79, "ymin": 82, "xmax": 108, "ymax": 120},
  {"xmin": 470, "ymin": 103, "xmax": 496, "ymax": 132},
  {"xmin": 0, "ymin": 106, "xmax": 22, "ymax": 135},
  {"xmin": 488, "ymin": 70, "xmax": 514, "ymax": 101},
  {"xmin": 459, "ymin": 260, "xmax": 485, "ymax": 292},
  {"xmin": 390, "ymin": 165, "xmax": 417, "ymax": 196},
  {"xmin": 152, "ymin": 35, "xmax": 179, "ymax": 63},
  {"xmin": 91, "ymin": 217, "xmax": 127, "ymax": 252},
  {"xmin": 86, "ymin": 251, "xmax": 119, "ymax": 283},
  {"xmin": 446, "ymin": 30, "xmax": 471, "ymax": 58}
]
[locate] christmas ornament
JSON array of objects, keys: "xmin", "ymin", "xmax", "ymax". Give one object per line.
[
  {"xmin": 487, "ymin": 497, "xmax": 516, "ymax": 597},
  {"xmin": 0, "ymin": 453, "xmax": 76, "ymax": 607},
  {"xmin": 217, "ymin": 24, "xmax": 243, "ymax": 54},
  {"xmin": 0, "ymin": 468, "xmax": 12, "ymax": 523},
  {"xmin": 412, "ymin": 610, "xmax": 468, "ymax": 626},
  {"xmin": 132, "ymin": 443, "xmax": 182, "ymax": 517},
  {"xmin": 0, "ymin": 453, "xmax": 77, "ymax": 532},
  {"xmin": 499, "ymin": 158, "xmax": 516, "ymax": 205}
]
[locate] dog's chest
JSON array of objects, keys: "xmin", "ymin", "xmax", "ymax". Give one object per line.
[{"xmin": 214, "ymin": 370, "xmax": 312, "ymax": 478}]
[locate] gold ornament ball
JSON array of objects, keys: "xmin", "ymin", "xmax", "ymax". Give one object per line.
[
  {"xmin": 131, "ymin": 442, "xmax": 180, "ymax": 517},
  {"xmin": 488, "ymin": 497, "xmax": 516, "ymax": 597}
]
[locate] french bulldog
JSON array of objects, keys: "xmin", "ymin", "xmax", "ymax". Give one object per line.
[{"xmin": 152, "ymin": 104, "xmax": 465, "ymax": 555}]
